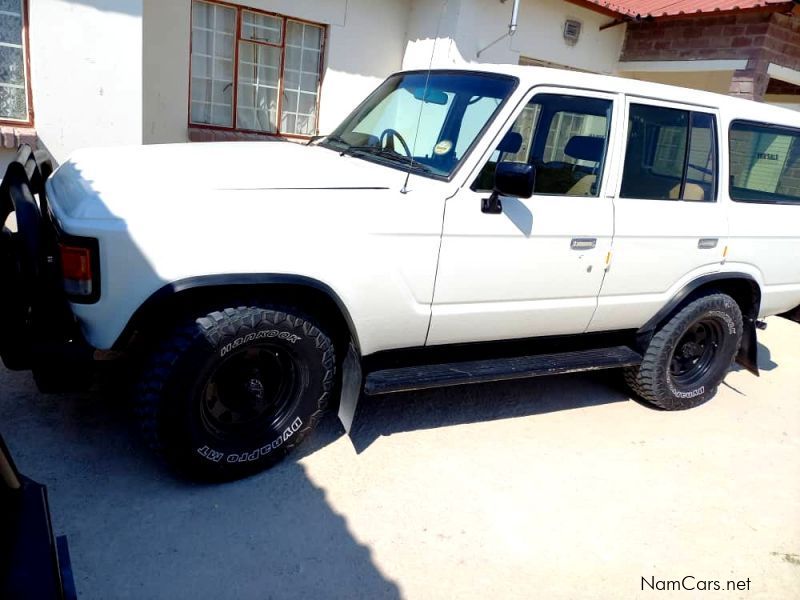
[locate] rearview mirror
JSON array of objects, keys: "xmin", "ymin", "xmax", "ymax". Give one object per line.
[
  {"xmin": 412, "ymin": 87, "xmax": 449, "ymax": 105},
  {"xmin": 482, "ymin": 162, "xmax": 536, "ymax": 214}
]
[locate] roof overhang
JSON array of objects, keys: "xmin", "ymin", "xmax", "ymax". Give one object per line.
[{"xmin": 564, "ymin": 0, "xmax": 796, "ymax": 22}]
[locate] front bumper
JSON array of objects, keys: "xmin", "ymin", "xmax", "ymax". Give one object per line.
[{"xmin": 0, "ymin": 145, "xmax": 93, "ymax": 390}]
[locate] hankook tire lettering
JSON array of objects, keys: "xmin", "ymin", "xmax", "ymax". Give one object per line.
[
  {"xmin": 214, "ymin": 417, "xmax": 304, "ymax": 464},
  {"xmin": 220, "ymin": 330, "xmax": 301, "ymax": 357}
]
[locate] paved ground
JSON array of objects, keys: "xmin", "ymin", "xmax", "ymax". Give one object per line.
[{"xmin": 3, "ymin": 318, "xmax": 799, "ymax": 599}]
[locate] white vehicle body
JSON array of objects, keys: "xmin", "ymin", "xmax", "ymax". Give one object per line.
[{"xmin": 44, "ymin": 64, "xmax": 800, "ymax": 358}]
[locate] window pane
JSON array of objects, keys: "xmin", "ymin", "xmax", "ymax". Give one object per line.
[
  {"xmin": 730, "ymin": 122, "xmax": 800, "ymax": 204},
  {"xmin": 476, "ymin": 94, "xmax": 611, "ymax": 196},
  {"xmin": 0, "ymin": 85, "xmax": 26, "ymax": 120},
  {"xmin": 684, "ymin": 112, "xmax": 716, "ymax": 201},
  {"xmin": 281, "ymin": 21, "xmax": 323, "ymax": 135},
  {"xmin": 456, "ymin": 97, "xmax": 500, "ymax": 158},
  {"xmin": 0, "ymin": 1, "xmax": 22, "ymax": 14},
  {"xmin": 0, "ymin": 45, "xmax": 24, "ymax": 86},
  {"xmin": 241, "ymin": 11, "xmax": 282, "ymax": 44},
  {"xmin": 0, "ymin": 12, "xmax": 22, "ymax": 45},
  {"xmin": 189, "ymin": 1, "xmax": 235, "ymax": 127},
  {"xmin": 236, "ymin": 41, "xmax": 280, "ymax": 133},
  {"xmin": 327, "ymin": 72, "xmax": 515, "ymax": 178},
  {"xmin": 0, "ymin": 0, "xmax": 26, "ymax": 122},
  {"xmin": 621, "ymin": 104, "xmax": 689, "ymax": 200}
]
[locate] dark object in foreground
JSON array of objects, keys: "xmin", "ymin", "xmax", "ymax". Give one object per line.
[{"xmin": 0, "ymin": 433, "xmax": 77, "ymax": 600}]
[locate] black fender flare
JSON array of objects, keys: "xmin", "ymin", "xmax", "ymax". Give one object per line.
[
  {"xmin": 636, "ymin": 272, "xmax": 762, "ymax": 376},
  {"xmin": 113, "ymin": 273, "xmax": 362, "ymax": 355}
]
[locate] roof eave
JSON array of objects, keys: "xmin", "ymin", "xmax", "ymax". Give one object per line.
[{"xmin": 564, "ymin": 0, "xmax": 796, "ymax": 22}]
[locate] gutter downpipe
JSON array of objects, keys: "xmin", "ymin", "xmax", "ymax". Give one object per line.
[{"xmin": 477, "ymin": 0, "xmax": 520, "ymax": 58}]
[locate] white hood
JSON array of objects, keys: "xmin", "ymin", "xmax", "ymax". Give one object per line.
[{"xmin": 47, "ymin": 141, "xmax": 397, "ymax": 221}]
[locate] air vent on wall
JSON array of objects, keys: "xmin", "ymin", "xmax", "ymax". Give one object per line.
[{"xmin": 564, "ymin": 19, "xmax": 581, "ymax": 45}]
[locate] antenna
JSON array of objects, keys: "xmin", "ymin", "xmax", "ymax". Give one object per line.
[{"xmin": 401, "ymin": 0, "xmax": 449, "ymax": 194}]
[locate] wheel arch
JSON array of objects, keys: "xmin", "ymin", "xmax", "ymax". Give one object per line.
[
  {"xmin": 113, "ymin": 274, "xmax": 361, "ymax": 358},
  {"xmin": 637, "ymin": 272, "xmax": 762, "ymax": 375}
]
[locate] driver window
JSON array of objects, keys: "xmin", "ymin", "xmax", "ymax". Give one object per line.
[{"xmin": 473, "ymin": 94, "xmax": 613, "ymax": 197}]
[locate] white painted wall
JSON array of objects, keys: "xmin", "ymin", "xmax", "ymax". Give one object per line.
[
  {"xmin": 403, "ymin": 0, "xmax": 626, "ymax": 74},
  {"xmin": 30, "ymin": 0, "xmax": 144, "ymax": 162},
  {"xmin": 143, "ymin": 0, "xmax": 409, "ymax": 142}
]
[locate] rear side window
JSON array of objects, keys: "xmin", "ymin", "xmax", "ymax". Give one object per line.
[
  {"xmin": 729, "ymin": 121, "xmax": 800, "ymax": 204},
  {"xmin": 620, "ymin": 104, "xmax": 717, "ymax": 202}
]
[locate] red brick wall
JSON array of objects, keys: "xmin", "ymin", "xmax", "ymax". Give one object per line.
[
  {"xmin": 621, "ymin": 12, "xmax": 800, "ymax": 100},
  {"xmin": 621, "ymin": 13, "xmax": 773, "ymax": 63}
]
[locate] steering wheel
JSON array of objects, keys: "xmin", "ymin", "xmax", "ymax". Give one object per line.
[{"xmin": 379, "ymin": 128, "xmax": 412, "ymax": 158}]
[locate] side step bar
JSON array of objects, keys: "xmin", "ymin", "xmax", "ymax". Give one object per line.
[{"xmin": 364, "ymin": 345, "xmax": 643, "ymax": 395}]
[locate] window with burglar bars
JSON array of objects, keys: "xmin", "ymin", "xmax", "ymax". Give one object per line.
[
  {"xmin": 0, "ymin": 0, "xmax": 30, "ymax": 123},
  {"xmin": 190, "ymin": 0, "xmax": 325, "ymax": 137}
]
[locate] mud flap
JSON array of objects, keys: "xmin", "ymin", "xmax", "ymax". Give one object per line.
[
  {"xmin": 337, "ymin": 342, "xmax": 363, "ymax": 434},
  {"xmin": 736, "ymin": 317, "xmax": 760, "ymax": 377}
]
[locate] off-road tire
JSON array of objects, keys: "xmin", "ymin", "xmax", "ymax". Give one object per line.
[
  {"xmin": 625, "ymin": 294, "xmax": 743, "ymax": 410},
  {"xmin": 133, "ymin": 306, "xmax": 335, "ymax": 480}
]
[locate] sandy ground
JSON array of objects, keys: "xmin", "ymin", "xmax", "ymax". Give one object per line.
[{"xmin": 2, "ymin": 317, "xmax": 799, "ymax": 599}]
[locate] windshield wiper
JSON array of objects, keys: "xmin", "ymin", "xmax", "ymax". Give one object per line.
[
  {"xmin": 319, "ymin": 135, "xmax": 353, "ymax": 154},
  {"xmin": 344, "ymin": 146, "xmax": 436, "ymax": 174}
]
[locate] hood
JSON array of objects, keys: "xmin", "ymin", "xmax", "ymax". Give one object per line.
[{"xmin": 47, "ymin": 141, "xmax": 397, "ymax": 221}]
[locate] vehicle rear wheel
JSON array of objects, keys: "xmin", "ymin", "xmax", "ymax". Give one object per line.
[
  {"xmin": 625, "ymin": 293, "xmax": 743, "ymax": 410},
  {"xmin": 134, "ymin": 306, "xmax": 335, "ymax": 480}
]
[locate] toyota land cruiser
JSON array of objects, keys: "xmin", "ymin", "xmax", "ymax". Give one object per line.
[{"xmin": 2, "ymin": 65, "xmax": 799, "ymax": 479}]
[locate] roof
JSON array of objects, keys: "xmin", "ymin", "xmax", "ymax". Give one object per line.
[
  {"xmin": 403, "ymin": 62, "xmax": 800, "ymax": 126},
  {"xmin": 572, "ymin": 0, "xmax": 795, "ymax": 19}
]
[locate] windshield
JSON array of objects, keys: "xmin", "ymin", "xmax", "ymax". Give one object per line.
[{"xmin": 321, "ymin": 71, "xmax": 517, "ymax": 178}]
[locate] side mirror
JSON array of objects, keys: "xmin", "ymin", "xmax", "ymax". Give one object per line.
[{"xmin": 482, "ymin": 162, "xmax": 536, "ymax": 214}]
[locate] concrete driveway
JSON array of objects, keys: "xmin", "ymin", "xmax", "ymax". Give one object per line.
[{"xmin": 3, "ymin": 318, "xmax": 799, "ymax": 599}]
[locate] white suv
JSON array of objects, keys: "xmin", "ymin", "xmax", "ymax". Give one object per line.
[{"xmin": 2, "ymin": 65, "xmax": 799, "ymax": 479}]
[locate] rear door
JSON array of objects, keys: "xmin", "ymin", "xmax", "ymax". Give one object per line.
[
  {"xmin": 589, "ymin": 98, "xmax": 727, "ymax": 333},
  {"xmin": 428, "ymin": 88, "xmax": 619, "ymax": 345},
  {"xmin": 727, "ymin": 120, "xmax": 800, "ymax": 317}
]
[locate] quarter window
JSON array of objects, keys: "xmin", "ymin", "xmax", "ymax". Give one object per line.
[
  {"xmin": 190, "ymin": 0, "xmax": 325, "ymax": 137},
  {"xmin": 474, "ymin": 94, "xmax": 612, "ymax": 196},
  {"xmin": 620, "ymin": 104, "xmax": 717, "ymax": 202},
  {"xmin": 729, "ymin": 121, "xmax": 800, "ymax": 205},
  {"xmin": 0, "ymin": 0, "xmax": 30, "ymax": 123}
]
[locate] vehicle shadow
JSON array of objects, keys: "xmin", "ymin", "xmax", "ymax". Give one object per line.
[
  {"xmin": 757, "ymin": 341, "xmax": 778, "ymax": 371},
  {"xmin": 1, "ymin": 369, "xmax": 400, "ymax": 600},
  {"xmin": 343, "ymin": 369, "xmax": 633, "ymax": 455},
  {"xmin": 730, "ymin": 340, "xmax": 778, "ymax": 374}
]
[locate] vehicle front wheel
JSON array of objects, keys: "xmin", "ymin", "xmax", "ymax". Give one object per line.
[
  {"xmin": 625, "ymin": 293, "xmax": 743, "ymax": 410},
  {"xmin": 134, "ymin": 306, "xmax": 335, "ymax": 480}
]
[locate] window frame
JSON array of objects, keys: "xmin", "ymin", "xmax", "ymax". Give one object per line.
[
  {"xmin": 0, "ymin": 0, "xmax": 33, "ymax": 127},
  {"xmin": 470, "ymin": 87, "xmax": 617, "ymax": 197},
  {"xmin": 322, "ymin": 69, "xmax": 519, "ymax": 183},
  {"xmin": 188, "ymin": 0, "xmax": 327, "ymax": 139},
  {"xmin": 619, "ymin": 98, "xmax": 719, "ymax": 203},
  {"xmin": 728, "ymin": 119, "xmax": 800, "ymax": 206}
]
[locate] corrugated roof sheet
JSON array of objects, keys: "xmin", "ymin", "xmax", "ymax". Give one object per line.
[{"xmin": 579, "ymin": 0, "xmax": 793, "ymax": 18}]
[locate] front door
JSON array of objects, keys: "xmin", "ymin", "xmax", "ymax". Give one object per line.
[{"xmin": 428, "ymin": 89, "xmax": 619, "ymax": 346}]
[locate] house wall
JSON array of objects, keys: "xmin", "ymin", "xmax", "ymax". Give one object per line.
[
  {"xmin": 620, "ymin": 11, "xmax": 800, "ymax": 102},
  {"xmin": 404, "ymin": 0, "xmax": 626, "ymax": 74},
  {"xmin": 622, "ymin": 70, "xmax": 735, "ymax": 95},
  {"xmin": 142, "ymin": 0, "xmax": 409, "ymax": 143},
  {"xmin": 0, "ymin": 0, "xmax": 144, "ymax": 170},
  {"xmin": 30, "ymin": 0, "xmax": 144, "ymax": 160}
]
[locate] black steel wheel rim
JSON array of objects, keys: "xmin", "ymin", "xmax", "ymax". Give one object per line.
[
  {"xmin": 199, "ymin": 344, "xmax": 299, "ymax": 442},
  {"xmin": 669, "ymin": 317, "xmax": 724, "ymax": 387}
]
